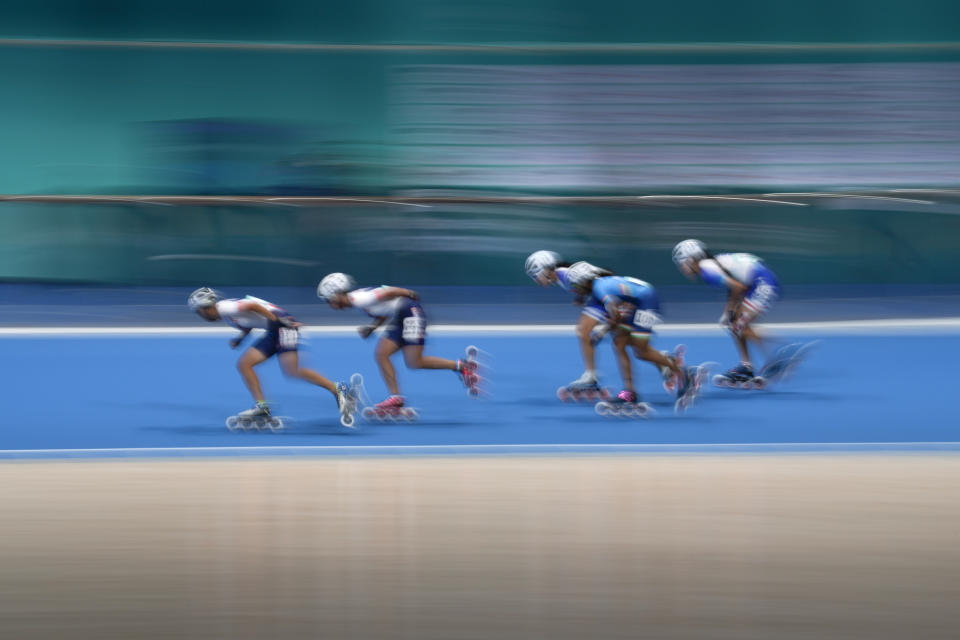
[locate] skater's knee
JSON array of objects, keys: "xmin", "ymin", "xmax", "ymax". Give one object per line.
[{"xmin": 576, "ymin": 324, "xmax": 590, "ymax": 340}]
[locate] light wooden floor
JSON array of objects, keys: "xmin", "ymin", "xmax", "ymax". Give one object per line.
[{"xmin": 2, "ymin": 455, "xmax": 959, "ymax": 639}]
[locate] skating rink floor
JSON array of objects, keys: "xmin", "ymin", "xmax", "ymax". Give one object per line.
[{"xmin": 2, "ymin": 325, "xmax": 959, "ymax": 638}]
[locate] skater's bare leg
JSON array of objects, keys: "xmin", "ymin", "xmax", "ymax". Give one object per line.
[
  {"xmin": 376, "ymin": 338, "xmax": 403, "ymax": 396},
  {"xmin": 237, "ymin": 348, "xmax": 269, "ymax": 404},
  {"xmin": 402, "ymin": 345, "xmax": 457, "ymax": 370},
  {"xmin": 278, "ymin": 351, "xmax": 338, "ymax": 396}
]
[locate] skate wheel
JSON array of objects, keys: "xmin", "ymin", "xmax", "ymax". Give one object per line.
[
  {"xmin": 403, "ymin": 408, "xmax": 419, "ymax": 421},
  {"xmin": 751, "ymin": 377, "xmax": 767, "ymax": 390},
  {"xmin": 595, "ymin": 402, "xmax": 612, "ymax": 417},
  {"xmin": 466, "ymin": 345, "xmax": 479, "ymax": 359},
  {"xmin": 238, "ymin": 418, "xmax": 254, "ymax": 430},
  {"xmin": 349, "ymin": 372, "xmax": 364, "ymax": 387},
  {"xmin": 340, "ymin": 412, "xmax": 356, "ymax": 428},
  {"xmin": 557, "ymin": 386, "xmax": 572, "ymax": 402},
  {"xmin": 633, "ymin": 403, "xmax": 652, "ymax": 418},
  {"xmin": 712, "ymin": 374, "xmax": 729, "ymax": 388},
  {"xmin": 663, "ymin": 376, "xmax": 677, "ymax": 394},
  {"xmin": 361, "ymin": 407, "xmax": 376, "ymax": 420},
  {"xmin": 225, "ymin": 416, "xmax": 240, "ymax": 431},
  {"xmin": 268, "ymin": 417, "xmax": 285, "ymax": 432},
  {"xmin": 599, "ymin": 388, "xmax": 612, "ymax": 400}
]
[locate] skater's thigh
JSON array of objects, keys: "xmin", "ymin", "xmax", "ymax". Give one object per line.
[
  {"xmin": 376, "ymin": 337, "xmax": 402, "ymax": 360},
  {"xmin": 630, "ymin": 334, "xmax": 655, "ymax": 359},
  {"xmin": 276, "ymin": 351, "xmax": 303, "ymax": 377},
  {"xmin": 239, "ymin": 347, "xmax": 270, "ymax": 369},
  {"xmin": 401, "ymin": 344, "xmax": 425, "ymax": 368}
]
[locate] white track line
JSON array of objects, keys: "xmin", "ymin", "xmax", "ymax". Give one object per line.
[
  {"xmin": 2, "ymin": 317, "xmax": 960, "ymax": 337},
  {"xmin": 2, "ymin": 442, "xmax": 960, "ymax": 458}
]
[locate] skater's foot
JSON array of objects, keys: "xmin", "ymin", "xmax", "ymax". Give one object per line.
[
  {"xmin": 375, "ymin": 395, "xmax": 406, "ymax": 410},
  {"xmin": 239, "ymin": 401, "xmax": 270, "ymax": 418}
]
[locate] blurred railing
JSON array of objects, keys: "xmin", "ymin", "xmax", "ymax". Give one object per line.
[{"xmin": 3, "ymin": 191, "xmax": 960, "ymax": 286}]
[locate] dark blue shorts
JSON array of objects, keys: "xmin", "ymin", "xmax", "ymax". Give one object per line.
[
  {"xmin": 616, "ymin": 288, "xmax": 662, "ymax": 337},
  {"xmin": 382, "ymin": 300, "xmax": 427, "ymax": 347},
  {"xmin": 251, "ymin": 316, "xmax": 299, "ymax": 357}
]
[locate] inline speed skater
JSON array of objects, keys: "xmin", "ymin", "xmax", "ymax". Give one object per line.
[
  {"xmin": 318, "ymin": 273, "xmax": 481, "ymax": 421},
  {"xmin": 188, "ymin": 287, "xmax": 356, "ymax": 429}
]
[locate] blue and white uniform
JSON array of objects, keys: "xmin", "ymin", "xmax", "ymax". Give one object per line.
[
  {"xmin": 348, "ymin": 287, "xmax": 426, "ymax": 347},
  {"xmin": 556, "ymin": 266, "xmax": 608, "ymax": 322},
  {"xmin": 697, "ymin": 253, "xmax": 780, "ymax": 316},
  {"xmin": 216, "ymin": 296, "xmax": 299, "ymax": 356},
  {"xmin": 589, "ymin": 276, "xmax": 662, "ymax": 337}
]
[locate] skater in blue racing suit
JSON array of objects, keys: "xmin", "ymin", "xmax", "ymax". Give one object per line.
[
  {"xmin": 525, "ymin": 250, "xmax": 613, "ymax": 393},
  {"xmin": 672, "ymin": 239, "xmax": 783, "ymax": 384},
  {"xmin": 565, "ymin": 263, "xmax": 693, "ymax": 406}
]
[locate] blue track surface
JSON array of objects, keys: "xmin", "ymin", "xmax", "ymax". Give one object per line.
[{"xmin": 2, "ymin": 331, "xmax": 957, "ymax": 457}]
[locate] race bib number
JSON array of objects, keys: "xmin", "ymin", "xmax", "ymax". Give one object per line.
[
  {"xmin": 632, "ymin": 309, "xmax": 661, "ymax": 328},
  {"xmin": 402, "ymin": 316, "xmax": 426, "ymax": 342},
  {"xmin": 278, "ymin": 327, "xmax": 299, "ymax": 349}
]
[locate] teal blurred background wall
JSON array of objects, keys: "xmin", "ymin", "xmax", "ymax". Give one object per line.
[
  {"xmin": 2, "ymin": 0, "xmax": 960, "ymax": 286},
  {"xmin": 3, "ymin": 198, "xmax": 959, "ymax": 286}
]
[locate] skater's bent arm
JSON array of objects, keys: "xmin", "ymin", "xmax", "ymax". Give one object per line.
[
  {"xmin": 723, "ymin": 281, "xmax": 749, "ymax": 317},
  {"xmin": 602, "ymin": 297, "xmax": 631, "ymax": 331},
  {"xmin": 240, "ymin": 301, "xmax": 300, "ymax": 327},
  {"xmin": 359, "ymin": 316, "xmax": 388, "ymax": 339},
  {"xmin": 229, "ymin": 328, "xmax": 252, "ymax": 349},
  {"xmin": 239, "ymin": 301, "xmax": 280, "ymax": 322},
  {"xmin": 376, "ymin": 287, "xmax": 419, "ymax": 301}
]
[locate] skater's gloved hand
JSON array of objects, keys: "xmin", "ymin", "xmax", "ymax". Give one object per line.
[
  {"xmin": 358, "ymin": 325, "xmax": 376, "ymax": 339},
  {"xmin": 229, "ymin": 330, "xmax": 250, "ymax": 349},
  {"xmin": 277, "ymin": 316, "xmax": 301, "ymax": 329}
]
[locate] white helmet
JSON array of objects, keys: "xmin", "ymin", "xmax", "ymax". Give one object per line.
[
  {"xmin": 672, "ymin": 239, "xmax": 707, "ymax": 267},
  {"xmin": 525, "ymin": 250, "xmax": 561, "ymax": 280},
  {"xmin": 565, "ymin": 261, "xmax": 604, "ymax": 292},
  {"xmin": 187, "ymin": 287, "xmax": 220, "ymax": 311},
  {"xmin": 317, "ymin": 272, "xmax": 356, "ymax": 300}
]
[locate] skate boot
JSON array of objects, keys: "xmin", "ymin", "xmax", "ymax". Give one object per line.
[
  {"xmin": 363, "ymin": 395, "xmax": 419, "ymax": 422},
  {"xmin": 712, "ymin": 363, "xmax": 765, "ymax": 390},
  {"xmin": 457, "ymin": 347, "xmax": 483, "ymax": 396},
  {"xmin": 227, "ymin": 401, "xmax": 284, "ymax": 431},
  {"xmin": 336, "ymin": 381, "xmax": 359, "ymax": 428},
  {"xmin": 660, "ymin": 344, "xmax": 687, "ymax": 393},
  {"xmin": 760, "ymin": 342, "xmax": 815, "ymax": 383},
  {"xmin": 557, "ymin": 371, "xmax": 611, "ymax": 402},
  {"xmin": 675, "ymin": 365, "xmax": 708, "ymax": 413}
]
